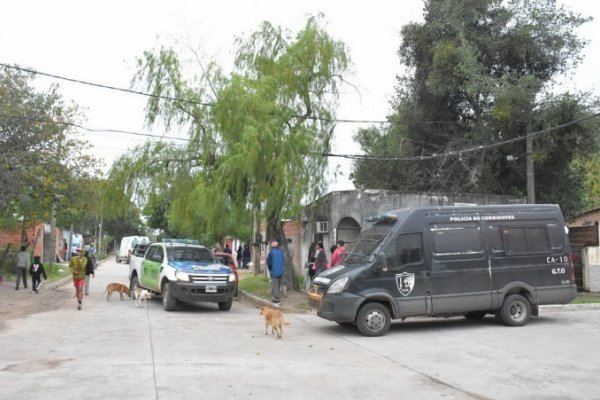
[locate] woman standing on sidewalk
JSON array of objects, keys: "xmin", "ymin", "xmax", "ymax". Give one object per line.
[{"xmin": 69, "ymin": 248, "xmax": 87, "ymax": 310}]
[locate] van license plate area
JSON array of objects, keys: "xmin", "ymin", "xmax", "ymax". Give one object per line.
[{"xmin": 206, "ymin": 285, "xmax": 217, "ymax": 293}]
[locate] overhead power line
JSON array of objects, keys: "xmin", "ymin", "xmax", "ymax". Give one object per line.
[
  {"xmin": 323, "ymin": 112, "xmax": 600, "ymax": 161},
  {"xmin": 2, "ymin": 111, "xmax": 598, "ymax": 162},
  {"xmin": 0, "ymin": 62, "xmax": 207, "ymax": 106},
  {"xmin": 0, "ymin": 62, "xmax": 394, "ymax": 124}
]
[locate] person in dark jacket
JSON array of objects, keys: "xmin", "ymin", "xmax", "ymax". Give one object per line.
[
  {"xmin": 242, "ymin": 244, "xmax": 251, "ymax": 269},
  {"xmin": 313, "ymin": 242, "xmax": 328, "ymax": 276},
  {"xmin": 266, "ymin": 240, "xmax": 285, "ymax": 304},
  {"xmin": 84, "ymin": 250, "xmax": 95, "ymax": 296},
  {"xmin": 29, "ymin": 255, "xmax": 47, "ymax": 294}
]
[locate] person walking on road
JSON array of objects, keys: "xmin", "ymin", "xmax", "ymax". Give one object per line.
[
  {"xmin": 84, "ymin": 250, "xmax": 95, "ymax": 296},
  {"xmin": 29, "ymin": 255, "xmax": 47, "ymax": 294},
  {"xmin": 69, "ymin": 248, "xmax": 87, "ymax": 310},
  {"xmin": 15, "ymin": 245, "xmax": 30, "ymax": 290},
  {"xmin": 266, "ymin": 240, "xmax": 284, "ymax": 304}
]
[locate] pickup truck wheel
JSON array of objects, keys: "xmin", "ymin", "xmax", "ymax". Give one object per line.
[
  {"xmin": 130, "ymin": 276, "xmax": 140, "ymax": 299},
  {"xmin": 162, "ymin": 282, "xmax": 177, "ymax": 311},
  {"xmin": 499, "ymin": 294, "xmax": 531, "ymax": 326},
  {"xmin": 356, "ymin": 302, "xmax": 391, "ymax": 337},
  {"xmin": 218, "ymin": 298, "xmax": 233, "ymax": 311}
]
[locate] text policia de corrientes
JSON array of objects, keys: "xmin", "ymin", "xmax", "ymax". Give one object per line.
[{"xmin": 448, "ymin": 215, "xmax": 516, "ymax": 222}]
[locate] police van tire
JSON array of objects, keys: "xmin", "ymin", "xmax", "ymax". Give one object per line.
[
  {"xmin": 218, "ymin": 298, "xmax": 233, "ymax": 311},
  {"xmin": 499, "ymin": 294, "xmax": 531, "ymax": 326},
  {"xmin": 356, "ymin": 302, "xmax": 391, "ymax": 337},
  {"xmin": 162, "ymin": 282, "xmax": 177, "ymax": 311}
]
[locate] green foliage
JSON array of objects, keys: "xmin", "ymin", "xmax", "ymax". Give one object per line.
[
  {"xmin": 107, "ymin": 15, "xmax": 350, "ymax": 273},
  {"xmin": 579, "ymin": 153, "xmax": 600, "ymax": 211},
  {"xmin": 0, "ymin": 66, "xmax": 101, "ymax": 232},
  {"xmin": 352, "ymin": 0, "xmax": 598, "ymax": 218}
]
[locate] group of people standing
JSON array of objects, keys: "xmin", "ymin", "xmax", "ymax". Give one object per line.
[
  {"xmin": 236, "ymin": 244, "xmax": 252, "ymax": 269},
  {"xmin": 306, "ymin": 239, "xmax": 346, "ymax": 288}
]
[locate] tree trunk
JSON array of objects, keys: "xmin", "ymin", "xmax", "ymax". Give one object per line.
[{"xmin": 267, "ymin": 213, "xmax": 299, "ymax": 292}]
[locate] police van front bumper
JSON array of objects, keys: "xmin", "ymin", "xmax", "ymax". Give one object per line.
[{"xmin": 309, "ymin": 286, "xmax": 363, "ymax": 323}]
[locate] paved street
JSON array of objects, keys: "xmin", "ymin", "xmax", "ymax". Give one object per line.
[{"xmin": 1, "ymin": 259, "xmax": 599, "ymax": 400}]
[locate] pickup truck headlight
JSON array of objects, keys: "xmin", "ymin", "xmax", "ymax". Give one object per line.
[
  {"xmin": 228, "ymin": 273, "xmax": 236, "ymax": 282},
  {"xmin": 175, "ymin": 271, "xmax": 190, "ymax": 282},
  {"xmin": 327, "ymin": 276, "xmax": 349, "ymax": 294}
]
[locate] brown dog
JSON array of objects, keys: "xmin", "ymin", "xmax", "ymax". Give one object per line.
[
  {"xmin": 103, "ymin": 283, "xmax": 131, "ymax": 301},
  {"xmin": 260, "ymin": 306, "xmax": 290, "ymax": 338}
]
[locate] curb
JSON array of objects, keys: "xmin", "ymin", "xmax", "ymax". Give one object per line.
[
  {"xmin": 540, "ymin": 303, "xmax": 600, "ymax": 312},
  {"xmin": 239, "ymin": 290, "xmax": 296, "ymax": 313}
]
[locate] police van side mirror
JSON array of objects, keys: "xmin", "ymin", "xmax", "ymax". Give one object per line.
[{"xmin": 373, "ymin": 252, "xmax": 387, "ymax": 272}]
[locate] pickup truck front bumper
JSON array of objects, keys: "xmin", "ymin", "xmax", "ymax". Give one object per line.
[{"xmin": 170, "ymin": 281, "xmax": 236, "ymax": 303}]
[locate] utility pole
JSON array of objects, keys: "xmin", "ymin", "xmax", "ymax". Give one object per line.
[
  {"xmin": 518, "ymin": 122, "xmax": 535, "ymax": 204},
  {"xmin": 525, "ymin": 131, "xmax": 535, "ymax": 204},
  {"xmin": 49, "ymin": 200, "xmax": 57, "ymax": 272}
]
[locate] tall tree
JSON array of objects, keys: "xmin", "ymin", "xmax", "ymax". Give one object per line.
[
  {"xmin": 0, "ymin": 66, "xmax": 99, "ymax": 233},
  {"xmin": 351, "ymin": 0, "xmax": 598, "ymax": 219},
  {"xmin": 108, "ymin": 15, "xmax": 350, "ymax": 290}
]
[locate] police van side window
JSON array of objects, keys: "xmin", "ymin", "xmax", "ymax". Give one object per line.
[
  {"xmin": 384, "ymin": 233, "xmax": 423, "ymax": 268},
  {"xmin": 488, "ymin": 223, "xmax": 560, "ymax": 256},
  {"xmin": 431, "ymin": 224, "xmax": 483, "ymax": 256}
]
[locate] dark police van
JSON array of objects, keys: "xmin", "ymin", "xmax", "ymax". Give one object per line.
[{"xmin": 308, "ymin": 204, "xmax": 577, "ymax": 336}]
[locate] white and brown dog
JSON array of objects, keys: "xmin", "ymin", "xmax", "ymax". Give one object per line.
[{"xmin": 135, "ymin": 288, "xmax": 152, "ymax": 308}]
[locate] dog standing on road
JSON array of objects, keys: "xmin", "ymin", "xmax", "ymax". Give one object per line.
[
  {"xmin": 103, "ymin": 283, "xmax": 131, "ymax": 301},
  {"xmin": 135, "ymin": 288, "xmax": 152, "ymax": 308},
  {"xmin": 260, "ymin": 306, "xmax": 290, "ymax": 339}
]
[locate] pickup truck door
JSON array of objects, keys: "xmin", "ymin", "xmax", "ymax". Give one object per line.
[{"xmin": 141, "ymin": 245, "xmax": 163, "ymax": 291}]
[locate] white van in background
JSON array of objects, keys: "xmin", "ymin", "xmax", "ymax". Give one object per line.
[{"xmin": 116, "ymin": 236, "xmax": 150, "ymax": 264}]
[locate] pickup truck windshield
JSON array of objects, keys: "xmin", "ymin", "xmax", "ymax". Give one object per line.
[
  {"xmin": 344, "ymin": 224, "xmax": 393, "ymax": 265},
  {"xmin": 167, "ymin": 247, "xmax": 214, "ymax": 262}
]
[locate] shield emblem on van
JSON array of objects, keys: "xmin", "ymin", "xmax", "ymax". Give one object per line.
[{"xmin": 396, "ymin": 272, "xmax": 415, "ymax": 296}]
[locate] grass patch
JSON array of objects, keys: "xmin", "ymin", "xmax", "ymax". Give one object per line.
[
  {"xmin": 570, "ymin": 292, "xmax": 600, "ymax": 304},
  {"xmin": 46, "ymin": 264, "xmax": 72, "ymax": 282},
  {"xmin": 238, "ymin": 274, "xmax": 272, "ymax": 298},
  {"xmin": 0, "ymin": 263, "xmax": 71, "ymax": 282}
]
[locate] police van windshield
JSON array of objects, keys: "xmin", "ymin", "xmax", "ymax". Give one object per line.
[
  {"xmin": 167, "ymin": 247, "xmax": 214, "ymax": 262},
  {"xmin": 344, "ymin": 224, "xmax": 393, "ymax": 265}
]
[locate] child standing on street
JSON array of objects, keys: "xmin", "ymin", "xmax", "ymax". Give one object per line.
[{"xmin": 29, "ymin": 256, "xmax": 47, "ymax": 294}]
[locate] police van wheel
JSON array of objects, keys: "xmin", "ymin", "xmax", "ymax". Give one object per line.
[
  {"xmin": 162, "ymin": 282, "xmax": 177, "ymax": 311},
  {"xmin": 356, "ymin": 302, "xmax": 391, "ymax": 337},
  {"xmin": 499, "ymin": 294, "xmax": 531, "ymax": 326}
]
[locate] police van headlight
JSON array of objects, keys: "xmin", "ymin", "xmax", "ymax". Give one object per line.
[
  {"xmin": 175, "ymin": 271, "xmax": 190, "ymax": 282},
  {"xmin": 327, "ymin": 276, "xmax": 349, "ymax": 294},
  {"xmin": 228, "ymin": 273, "xmax": 236, "ymax": 282}
]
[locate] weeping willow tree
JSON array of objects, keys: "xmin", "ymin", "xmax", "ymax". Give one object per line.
[{"xmin": 106, "ymin": 15, "xmax": 350, "ymax": 290}]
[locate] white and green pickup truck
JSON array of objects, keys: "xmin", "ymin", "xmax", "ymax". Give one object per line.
[{"xmin": 128, "ymin": 240, "xmax": 237, "ymax": 311}]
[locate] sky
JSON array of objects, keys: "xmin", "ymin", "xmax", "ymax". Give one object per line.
[{"xmin": 2, "ymin": 0, "xmax": 599, "ymax": 192}]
